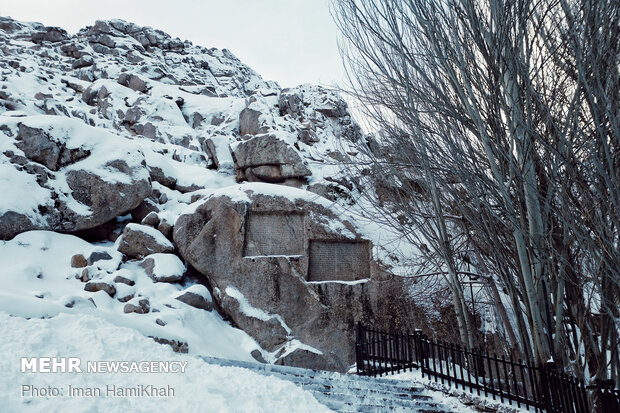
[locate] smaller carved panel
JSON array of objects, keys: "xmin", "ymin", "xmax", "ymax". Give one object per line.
[{"xmin": 308, "ymin": 241, "xmax": 370, "ymax": 281}]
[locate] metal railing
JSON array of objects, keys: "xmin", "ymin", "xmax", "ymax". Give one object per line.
[{"xmin": 355, "ymin": 323, "xmax": 618, "ymax": 412}]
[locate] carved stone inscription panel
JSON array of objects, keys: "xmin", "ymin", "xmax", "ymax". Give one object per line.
[
  {"xmin": 308, "ymin": 241, "xmax": 370, "ymax": 281},
  {"xmin": 244, "ymin": 213, "xmax": 304, "ymax": 256}
]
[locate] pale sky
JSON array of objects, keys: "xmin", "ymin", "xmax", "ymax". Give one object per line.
[{"xmin": 0, "ymin": 0, "xmax": 345, "ymax": 89}]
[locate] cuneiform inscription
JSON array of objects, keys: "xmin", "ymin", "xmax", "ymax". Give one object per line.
[
  {"xmin": 244, "ymin": 213, "xmax": 304, "ymax": 256},
  {"xmin": 308, "ymin": 241, "xmax": 370, "ymax": 281}
]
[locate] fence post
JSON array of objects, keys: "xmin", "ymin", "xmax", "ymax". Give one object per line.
[
  {"xmin": 414, "ymin": 330, "xmax": 425, "ymax": 377},
  {"xmin": 355, "ymin": 322, "xmax": 363, "ymax": 375},
  {"xmin": 594, "ymin": 379, "xmax": 618, "ymax": 413},
  {"xmin": 541, "ymin": 360, "xmax": 556, "ymax": 413}
]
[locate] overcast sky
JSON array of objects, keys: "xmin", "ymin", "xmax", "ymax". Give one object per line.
[{"xmin": 0, "ymin": 0, "xmax": 345, "ymax": 89}]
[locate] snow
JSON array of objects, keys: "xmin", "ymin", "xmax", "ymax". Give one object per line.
[
  {"xmin": 275, "ymin": 339, "xmax": 324, "ymax": 358},
  {"xmin": 3, "ymin": 115, "xmax": 150, "ymax": 186},
  {"xmin": 141, "ymin": 253, "xmax": 185, "ymax": 277},
  {"xmin": 387, "ymin": 369, "xmax": 528, "ymax": 413},
  {"xmin": 0, "ymin": 312, "xmax": 331, "ymax": 413},
  {"xmin": 143, "ymin": 150, "xmax": 236, "ymax": 189},
  {"xmin": 181, "ymin": 284, "xmax": 212, "ymax": 302},
  {"xmin": 306, "ymin": 279, "xmax": 370, "ymax": 285},
  {"xmin": 0, "ymin": 114, "xmax": 150, "ymax": 220},
  {"xmin": 0, "ymin": 157, "xmax": 50, "ymax": 220}
]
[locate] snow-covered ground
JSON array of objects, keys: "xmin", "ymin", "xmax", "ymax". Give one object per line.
[
  {"xmin": 0, "ymin": 311, "xmax": 332, "ymax": 413},
  {"xmin": 0, "ymin": 311, "xmax": 489, "ymax": 413},
  {"xmin": 0, "ymin": 230, "xmax": 262, "ymax": 361}
]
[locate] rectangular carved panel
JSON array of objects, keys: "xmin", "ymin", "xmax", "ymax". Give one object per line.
[
  {"xmin": 244, "ymin": 213, "xmax": 304, "ymax": 256},
  {"xmin": 308, "ymin": 241, "xmax": 370, "ymax": 281}
]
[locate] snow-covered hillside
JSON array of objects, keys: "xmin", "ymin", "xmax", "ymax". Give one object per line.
[
  {"xmin": 0, "ymin": 15, "xmax": 364, "ymax": 360},
  {"xmin": 0, "ymin": 12, "xmax": 436, "ymax": 368},
  {"xmin": 0, "ymin": 15, "xmax": 461, "ymax": 410}
]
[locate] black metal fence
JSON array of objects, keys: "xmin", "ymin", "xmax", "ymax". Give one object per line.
[{"xmin": 355, "ymin": 323, "xmax": 619, "ymax": 412}]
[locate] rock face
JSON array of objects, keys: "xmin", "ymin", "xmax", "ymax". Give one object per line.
[
  {"xmin": 117, "ymin": 73, "xmax": 148, "ymax": 93},
  {"xmin": 0, "ymin": 16, "xmax": 283, "ymax": 241},
  {"xmin": 16, "ymin": 123, "xmax": 90, "ymax": 171},
  {"xmin": 174, "ymin": 185, "xmax": 413, "ymax": 371},
  {"xmin": 0, "ymin": 117, "xmax": 150, "ymax": 240},
  {"xmin": 66, "ymin": 166, "xmax": 150, "ymax": 229},
  {"xmin": 239, "ymin": 107, "xmax": 265, "ymax": 136}
]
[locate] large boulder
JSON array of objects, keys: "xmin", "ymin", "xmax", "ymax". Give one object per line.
[
  {"xmin": 117, "ymin": 73, "xmax": 149, "ymax": 93},
  {"xmin": 279, "ymin": 85, "xmax": 347, "ymax": 120},
  {"xmin": 278, "ymin": 85, "xmax": 362, "ymax": 143},
  {"xmin": 0, "ymin": 116, "xmax": 150, "ymax": 240},
  {"xmin": 15, "ymin": 123, "xmax": 90, "ymax": 171},
  {"xmin": 174, "ymin": 183, "xmax": 413, "ymax": 371},
  {"xmin": 230, "ymin": 135, "xmax": 311, "ymax": 184}
]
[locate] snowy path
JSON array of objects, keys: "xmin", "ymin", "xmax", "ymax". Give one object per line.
[{"xmin": 201, "ymin": 356, "xmax": 478, "ymax": 412}]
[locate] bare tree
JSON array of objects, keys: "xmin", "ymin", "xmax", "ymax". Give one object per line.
[{"xmin": 332, "ymin": 0, "xmax": 619, "ymax": 386}]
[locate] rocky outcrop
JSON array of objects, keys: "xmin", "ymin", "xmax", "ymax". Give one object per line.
[
  {"xmin": 174, "ymin": 184, "xmax": 413, "ymax": 371},
  {"xmin": 0, "ymin": 117, "xmax": 150, "ymax": 240},
  {"xmin": 231, "ymin": 135, "xmax": 311, "ymax": 184},
  {"xmin": 30, "ymin": 25, "xmax": 69, "ymax": 44},
  {"xmin": 239, "ymin": 107, "xmax": 266, "ymax": 136},
  {"xmin": 16, "ymin": 123, "xmax": 90, "ymax": 171},
  {"xmin": 0, "ymin": 16, "xmax": 423, "ymax": 373},
  {"xmin": 278, "ymin": 85, "xmax": 362, "ymax": 143},
  {"xmin": 66, "ymin": 166, "xmax": 150, "ymax": 229}
]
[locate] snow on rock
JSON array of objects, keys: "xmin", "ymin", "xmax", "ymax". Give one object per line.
[
  {"xmin": 123, "ymin": 296, "xmax": 151, "ymax": 314},
  {"xmin": 117, "ymin": 223, "xmax": 174, "ymax": 259},
  {"xmin": 0, "ymin": 312, "xmax": 332, "ymax": 413},
  {"xmin": 175, "ymin": 284, "xmax": 213, "ymax": 311},
  {"xmin": 225, "ymin": 286, "xmax": 292, "ymax": 333},
  {"xmin": 231, "ymin": 134, "xmax": 312, "ymax": 184},
  {"xmin": 137, "ymin": 253, "xmax": 186, "ymax": 283}
]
